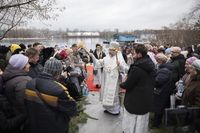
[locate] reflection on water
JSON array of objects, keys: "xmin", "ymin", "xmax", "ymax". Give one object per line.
[{"xmin": 0, "ymin": 38, "xmax": 105, "ymax": 50}]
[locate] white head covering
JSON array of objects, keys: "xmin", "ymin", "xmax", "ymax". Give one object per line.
[
  {"xmin": 192, "ymin": 60, "xmax": 200, "ymax": 71},
  {"xmin": 109, "ymin": 41, "xmax": 120, "ymax": 51}
]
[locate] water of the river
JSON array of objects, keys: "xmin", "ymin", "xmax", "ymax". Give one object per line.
[{"xmin": 0, "ymin": 38, "xmax": 106, "ymax": 50}]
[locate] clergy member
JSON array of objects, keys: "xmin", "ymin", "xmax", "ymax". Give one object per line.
[{"xmin": 90, "ymin": 42, "xmax": 128, "ymax": 115}]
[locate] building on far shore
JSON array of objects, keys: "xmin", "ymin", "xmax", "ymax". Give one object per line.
[{"xmin": 67, "ymin": 31, "xmax": 100, "ymax": 37}]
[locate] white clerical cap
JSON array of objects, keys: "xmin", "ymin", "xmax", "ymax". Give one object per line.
[{"xmin": 109, "ymin": 41, "xmax": 120, "ymax": 51}]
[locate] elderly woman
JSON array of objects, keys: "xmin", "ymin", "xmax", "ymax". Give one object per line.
[
  {"xmin": 175, "ymin": 57, "xmax": 198, "ymax": 99},
  {"xmin": 182, "ymin": 60, "xmax": 200, "ymax": 132},
  {"xmin": 182, "ymin": 57, "xmax": 198, "ymax": 86},
  {"xmin": 182, "ymin": 59, "xmax": 200, "ymax": 106},
  {"xmin": 153, "ymin": 53, "xmax": 174, "ymax": 127}
]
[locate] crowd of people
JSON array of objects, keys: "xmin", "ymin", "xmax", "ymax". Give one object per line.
[
  {"xmin": 0, "ymin": 41, "xmax": 200, "ymax": 133},
  {"xmin": 0, "ymin": 42, "xmax": 89, "ymax": 133},
  {"xmin": 90, "ymin": 42, "xmax": 200, "ymax": 133},
  {"xmin": 120, "ymin": 44, "xmax": 200, "ymax": 133}
]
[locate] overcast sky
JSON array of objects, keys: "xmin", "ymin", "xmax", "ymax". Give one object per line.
[{"xmin": 29, "ymin": 0, "xmax": 196, "ymax": 31}]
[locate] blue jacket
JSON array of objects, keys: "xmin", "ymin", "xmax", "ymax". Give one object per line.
[
  {"xmin": 24, "ymin": 72, "xmax": 77, "ymax": 133},
  {"xmin": 153, "ymin": 63, "xmax": 173, "ymax": 113}
]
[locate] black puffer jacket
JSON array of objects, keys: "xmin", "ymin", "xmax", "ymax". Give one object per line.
[
  {"xmin": 2, "ymin": 65, "xmax": 32, "ymax": 113},
  {"xmin": 153, "ymin": 63, "xmax": 174, "ymax": 113},
  {"xmin": 120, "ymin": 55, "xmax": 156, "ymax": 115}
]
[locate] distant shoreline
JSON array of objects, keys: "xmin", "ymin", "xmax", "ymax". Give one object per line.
[
  {"xmin": 1, "ymin": 36, "xmax": 101, "ymax": 41},
  {"xmin": 2, "ymin": 38, "xmax": 47, "ymax": 41}
]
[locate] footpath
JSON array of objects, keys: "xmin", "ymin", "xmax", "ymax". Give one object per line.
[{"xmin": 79, "ymin": 92, "xmax": 123, "ymax": 133}]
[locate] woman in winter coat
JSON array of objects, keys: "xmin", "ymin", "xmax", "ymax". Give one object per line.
[
  {"xmin": 153, "ymin": 53, "xmax": 174, "ymax": 127},
  {"xmin": 182, "ymin": 59, "xmax": 200, "ymax": 132},
  {"xmin": 182, "ymin": 59, "xmax": 200, "ymax": 106},
  {"xmin": 182, "ymin": 57, "xmax": 198, "ymax": 87},
  {"xmin": 2, "ymin": 54, "xmax": 31, "ymax": 132}
]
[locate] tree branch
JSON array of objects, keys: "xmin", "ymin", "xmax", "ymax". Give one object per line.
[{"xmin": 0, "ymin": 0, "xmax": 37, "ymax": 10}]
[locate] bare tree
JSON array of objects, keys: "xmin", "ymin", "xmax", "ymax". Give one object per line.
[{"xmin": 0, "ymin": 0, "xmax": 64, "ymax": 40}]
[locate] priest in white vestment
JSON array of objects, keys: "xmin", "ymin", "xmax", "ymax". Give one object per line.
[{"xmin": 90, "ymin": 42, "xmax": 128, "ymax": 115}]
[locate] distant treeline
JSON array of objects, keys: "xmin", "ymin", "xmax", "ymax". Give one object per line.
[{"xmin": 3, "ymin": 27, "xmax": 200, "ymax": 47}]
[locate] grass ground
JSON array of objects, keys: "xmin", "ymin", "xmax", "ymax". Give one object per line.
[{"xmin": 149, "ymin": 113, "xmax": 173, "ymax": 133}]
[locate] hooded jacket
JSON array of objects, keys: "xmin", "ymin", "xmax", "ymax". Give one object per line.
[
  {"xmin": 120, "ymin": 55, "xmax": 156, "ymax": 115},
  {"xmin": 2, "ymin": 65, "xmax": 32, "ymax": 113}
]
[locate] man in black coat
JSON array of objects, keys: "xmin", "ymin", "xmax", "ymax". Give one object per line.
[{"xmin": 120, "ymin": 44, "xmax": 156, "ymax": 133}]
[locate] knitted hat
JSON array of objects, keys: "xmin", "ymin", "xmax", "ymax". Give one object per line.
[
  {"xmin": 192, "ymin": 60, "xmax": 200, "ymax": 71},
  {"xmin": 10, "ymin": 44, "xmax": 21, "ymax": 53},
  {"xmin": 43, "ymin": 58, "xmax": 63, "ymax": 76},
  {"xmin": 186, "ymin": 56, "xmax": 198, "ymax": 65},
  {"xmin": 9, "ymin": 54, "xmax": 29, "ymax": 70}
]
